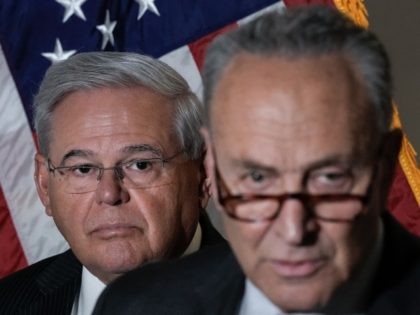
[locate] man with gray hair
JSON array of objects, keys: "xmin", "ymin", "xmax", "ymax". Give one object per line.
[
  {"xmin": 0, "ymin": 51, "xmax": 223, "ymax": 314},
  {"xmin": 94, "ymin": 6, "xmax": 420, "ymax": 314}
]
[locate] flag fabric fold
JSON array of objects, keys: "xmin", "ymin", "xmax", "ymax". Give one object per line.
[
  {"xmin": 1, "ymin": 0, "xmax": 418, "ymax": 278},
  {"xmin": 0, "ymin": 0, "xmax": 280, "ymax": 278}
]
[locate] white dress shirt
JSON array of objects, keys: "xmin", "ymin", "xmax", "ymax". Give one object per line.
[
  {"xmin": 239, "ymin": 279, "xmax": 285, "ymax": 315},
  {"xmin": 71, "ymin": 266, "xmax": 106, "ymax": 315},
  {"xmin": 71, "ymin": 222, "xmax": 202, "ymax": 315}
]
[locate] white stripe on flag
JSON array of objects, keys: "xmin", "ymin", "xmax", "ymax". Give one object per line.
[
  {"xmin": 159, "ymin": 46, "xmax": 203, "ymax": 100},
  {"xmin": 0, "ymin": 45, "xmax": 68, "ymax": 264}
]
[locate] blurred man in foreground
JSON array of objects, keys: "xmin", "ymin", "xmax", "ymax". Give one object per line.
[
  {"xmin": 94, "ymin": 6, "xmax": 420, "ymax": 314},
  {"xmin": 0, "ymin": 52, "xmax": 223, "ymax": 314}
]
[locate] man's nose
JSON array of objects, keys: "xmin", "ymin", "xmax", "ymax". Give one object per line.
[
  {"xmin": 271, "ymin": 197, "xmax": 319, "ymax": 245},
  {"xmin": 95, "ymin": 169, "xmax": 130, "ymax": 205}
]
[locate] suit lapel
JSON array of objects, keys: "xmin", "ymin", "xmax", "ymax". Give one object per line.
[
  {"xmin": 33, "ymin": 250, "xmax": 82, "ymax": 314},
  {"xmin": 199, "ymin": 211, "xmax": 226, "ymax": 248},
  {"xmin": 369, "ymin": 212, "xmax": 420, "ymax": 303},
  {"xmin": 193, "ymin": 244, "xmax": 244, "ymax": 315}
]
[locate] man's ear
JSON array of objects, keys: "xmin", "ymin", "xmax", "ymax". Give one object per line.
[
  {"xmin": 372, "ymin": 128, "xmax": 403, "ymax": 210},
  {"xmin": 198, "ymin": 168, "xmax": 211, "ymax": 210},
  {"xmin": 200, "ymin": 127, "xmax": 217, "ymax": 200},
  {"xmin": 34, "ymin": 153, "xmax": 52, "ymax": 216}
]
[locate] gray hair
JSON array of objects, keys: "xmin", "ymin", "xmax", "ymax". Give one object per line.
[
  {"xmin": 203, "ymin": 5, "xmax": 392, "ymax": 137},
  {"xmin": 34, "ymin": 51, "xmax": 203, "ymax": 159}
]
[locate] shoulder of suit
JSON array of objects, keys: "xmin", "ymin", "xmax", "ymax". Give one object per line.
[
  {"xmin": 0, "ymin": 251, "xmax": 65, "ymax": 286},
  {"xmin": 94, "ymin": 243, "xmax": 240, "ymax": 314},
  {"xmin": 0, "ymin": 250, "xmax": 80, "ymax": 312},
  {"xmin": 106, "ymin": 242, "xmax": 235, "ymax": 293},
  {"xmin": 0, "ymin": 250, "xmax": 81, "ymax": 299},
  {"xmin": 369, "ymin": 259, "xmax": 420, "ymax": 314}
]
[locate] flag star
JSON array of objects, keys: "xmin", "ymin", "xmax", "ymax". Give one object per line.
[
  {"xmin": 42, "ymin": 39, "xmax": 77, "ymax": 64},
  {"xmin": 134, "ymin": 0, "xmax": 160, "ymax": 20},
  {"xmin": 56, "ymin": 0, "xmax": 87, "ymax": 23},
  {"xmin": 96, "ymin": 10, "xmax": 117, "ymax": 50}
]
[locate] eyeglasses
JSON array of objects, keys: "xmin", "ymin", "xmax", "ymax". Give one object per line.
[
  {"xmin": 215, "ymin": 166, "xmax": 369, "ymax": 223},
  {"xmin": 47, "ymin": 151, "xmax": 183, "ymax": 193}
]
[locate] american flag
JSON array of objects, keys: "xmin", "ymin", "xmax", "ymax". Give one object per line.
[{"xmin": 0, "ymin": 0, "xmax": 418, "ymax": 278}]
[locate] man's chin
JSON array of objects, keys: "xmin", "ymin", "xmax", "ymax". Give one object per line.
[
  {"xmin": 88, "ymin": 258, "xmax": 143, "ymax": 284},
  {"xmin": 262, "ymin": 282, "xmax": 332, "ymax": 312},
  {"xmin": 84, "ymin": 244, "xmax": 149, "ymax": 282}
]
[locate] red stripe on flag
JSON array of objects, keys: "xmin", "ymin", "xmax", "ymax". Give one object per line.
[
  {"xmin": 0, "ymin": 187, "xmax": 28, "ymax": 278},
  {"xmin": 388, "ymin": 163, "xmax": 420, "ymax": 236},
  {"xmin": 189, "ymin": 23, "xmax": 238, "ymax": 71}
]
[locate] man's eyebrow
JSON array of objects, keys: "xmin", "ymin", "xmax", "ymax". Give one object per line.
[
  {"xmin": 122, "ymin": 144, "xmax": 162, "ymax": 157},
  {"xmin": 229, "ymin": 155, "xmax": 354, "ymax": 174},
  {"xmin": 305, "ymin": 155, "xmax": 353, "ymax": 172},
  {"xmin": 61, "ymin": 150, "xmax": 95, "ymax": 164},
  {"xmin": 230, "ymin": 158, "xmax": 279, "ymax": 175}
]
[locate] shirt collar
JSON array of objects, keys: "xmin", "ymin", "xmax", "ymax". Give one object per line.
[
  {"xmin": 239, "ymin": 279, "xmax": 323, "ymax": 315},
  {"xmin": 182, "ymin": 221, "xmax": 202, "ymax": 256},
  {"xmin": 71, "ymin": 266, "xmax": 106, "ymax": 315},
  {"xmin": 239, "ymin": 279, "xmax": 283, "ymax": 315}
]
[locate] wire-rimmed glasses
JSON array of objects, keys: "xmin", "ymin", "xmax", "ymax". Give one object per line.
[{"xmin": 47, "ymin": 151, "xmax": 183, "ymax": 193}]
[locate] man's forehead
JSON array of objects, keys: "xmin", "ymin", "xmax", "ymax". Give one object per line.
[
  {"xmin": 53, "ymin": 86, "xmax": 173, "ymax": 119},
  {"xmin": 208, "ymin": 53, "xmax": 368, "ymax": 169},
  {"xmin": 210, "ymin": 53, "xmax": 368, "ymax": 139},
  {"xmin": 48, "ymin": 86, "xmax": 178, "ymax": 160},
  {"xmin": 210, "ymin": 53, "xmax": 364, "ymax": 124},
  {"xmin": 216, "ymin": 136, "xmax": 356, "ymax": 171}
]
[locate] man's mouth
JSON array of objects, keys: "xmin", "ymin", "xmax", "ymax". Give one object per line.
[
  {"xmin": 91, "ymin": 224, "xmax": 138, "ymax": 239},
  {"xmin": 269, "ymin": 258, "xmax": 326, "ymax": 278}
]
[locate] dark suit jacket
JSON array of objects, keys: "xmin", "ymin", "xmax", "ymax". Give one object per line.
[
  {"xmin": 93, "ymin": 212, "xmax": 420, "ymax": 315},
  {"xmin": 0, "ymin": 213, "xmax": 224, "ymax": 315},
  {"xmin": 368, "ymin": 265, "xmax": 420, "ymax": 315}
]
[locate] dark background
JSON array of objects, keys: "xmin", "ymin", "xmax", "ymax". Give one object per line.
[{"xmin": 365, "ymin": 0, "xmax": 420, "ymax": 162}]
